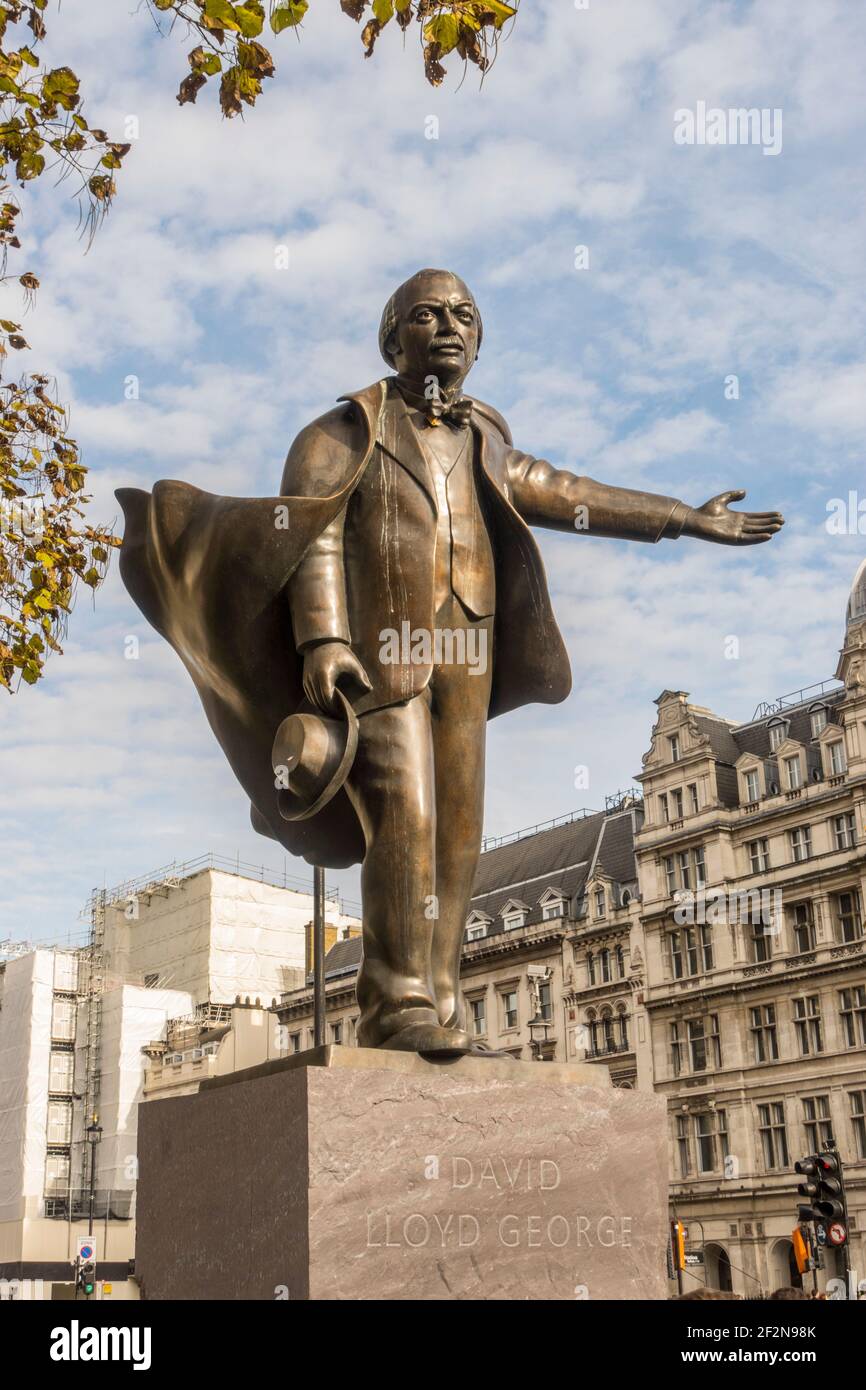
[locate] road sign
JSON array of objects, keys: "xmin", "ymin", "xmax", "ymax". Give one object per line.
[
  {"xmin": 76, "ymin": 1237, "xmax": 96, "ymax": 1262},
  {"xmin": 827, "ymin": 1221, "xmax": 847, "ymax": 1247},
  {"xmin": 684, "ymin": 1252, "xmax": 705, "ymax": 1266}
]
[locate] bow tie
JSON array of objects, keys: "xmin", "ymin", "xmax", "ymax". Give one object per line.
[{"xmin": 394, "ymin": 378, "xmax": 473, "ymax": 431}]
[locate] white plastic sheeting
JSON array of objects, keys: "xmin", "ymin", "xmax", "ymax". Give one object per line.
[{"xmin": 0, "ymin": 952, "xmax": 53, "ymax": 1224}]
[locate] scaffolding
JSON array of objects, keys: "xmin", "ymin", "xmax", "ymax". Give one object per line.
[{"xmin": 79, "ymin": 888, "xmax": 106, "ymax": 1193}]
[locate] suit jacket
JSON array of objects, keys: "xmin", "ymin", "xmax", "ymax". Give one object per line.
[{"xmin": 116, "ymin": 378, "xmax": 686, "ymax": 868}]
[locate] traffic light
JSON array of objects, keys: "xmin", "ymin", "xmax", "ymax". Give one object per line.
[
  {"xmin": 76, "ymin": 1260, "xmax": 96, "ymax": 1297},
  {"xmin": 795, "ymin": 1148, "xmax": 848, "ymax": 1248},
  {"xmin": 672, "ymin": 1219, "xmax": 686, "ymax": 1271},
  {"xmin": 791, "ymin": 1225, "xmax": 813, "ymax": 1276}
]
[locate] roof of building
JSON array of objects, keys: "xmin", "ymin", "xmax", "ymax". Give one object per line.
[{"xmin": 308, "ymin": 803, "xmax": 642, "ymax": 983}]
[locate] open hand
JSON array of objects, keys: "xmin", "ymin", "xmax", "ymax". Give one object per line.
[
  {"xmin": 302, "ymin": 641, "xmax": 371, "ymax": 713},
  {"xmin": 686, "ymin": 490, "xmax": 784, "ymax": 546}
]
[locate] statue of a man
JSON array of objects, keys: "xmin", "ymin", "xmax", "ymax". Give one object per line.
[{"xmin": 117, "ymin": 267, "xmax": 783, "ymax": 1057}]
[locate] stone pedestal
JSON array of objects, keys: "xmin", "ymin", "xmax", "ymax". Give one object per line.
[{"xmin": 135, "ymin": 1046, "xmax": 668, "ymax": 1300}]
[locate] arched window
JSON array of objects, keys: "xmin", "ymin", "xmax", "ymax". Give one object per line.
[{"xmin": 586, "ymin": 951, "xmax": 595, "ymax": 986}]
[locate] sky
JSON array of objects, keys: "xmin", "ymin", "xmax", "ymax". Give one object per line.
[{"xmin": 2, "ymin": 0, "xmax": 866, "ymax": 945}]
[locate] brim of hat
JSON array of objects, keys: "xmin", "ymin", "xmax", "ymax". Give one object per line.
[{"xmin": 276, "ymin": 687, "xmax": 359, "ymax": 823}]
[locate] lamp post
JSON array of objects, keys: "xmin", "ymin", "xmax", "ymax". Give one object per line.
[
  {"xmin": 85, "ymin": 1119, "xmax": 102, "ymax": 1237},
  {"xmin": 528, "ymin": 1014, "xmax": 552, "ymax": 1061}
]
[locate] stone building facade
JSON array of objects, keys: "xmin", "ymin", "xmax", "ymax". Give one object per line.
[{"xmin": 275, "ymin": 565, "xmax": 866, "ymax": 1297}]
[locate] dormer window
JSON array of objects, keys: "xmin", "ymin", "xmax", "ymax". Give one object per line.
[
  {"xmin": 745, "ymin": 768, "xmax": 760, "ymax": 802},
  {"xmin": 501, "ymin": 900, "xmax": 528, "ymax": 931},
  {"xmin": 828, "ymin": 741, "xmax": 846, "ymax": 776},
  {"xmin": 465, "ymin": 911, "xmax": 492, "ymax": 941},
  {"xmin": 541, "ymin": 895, "xmax": 565, "ymax": 922},
  {"xmin": 810, "ymin": 705, "xmax": 828, "ymax": 737},
  {"xmin": 594, "ymin": 888, "xmax": 606, "ymax": 919},
  {"xmin": 768, "ymin": 719, "xmax": 787, "ymax": 752},
  {"xmin": 784, "ymin": 755, "xmax": 802, "ymax": 791}
]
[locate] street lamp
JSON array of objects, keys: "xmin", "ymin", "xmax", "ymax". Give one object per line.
[
  {"xmin": 85, "ymin": 1119, "xmax": 102, "ymax": 1237},
  {"xmin": 528, "ymin": 1013, "xmax": 552, "ymax": 1061}
]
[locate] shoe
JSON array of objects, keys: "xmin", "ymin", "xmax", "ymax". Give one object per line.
[
  {"xmin": 377, "ymin": 1022, "xmax": 472, "ymax": 1056},
  {"xmin": 468, "ymin": 1042, "xmax": 518, "ymax": 1060}
]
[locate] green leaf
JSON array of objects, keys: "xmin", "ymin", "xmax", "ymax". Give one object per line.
[
  {"xmin": 477, "ymin": 0, "xmax": 516, "ymax": 25},
  {"xmin": 202, "ymin": 0, "xmax": 241, "ymax": 31},
  {"xmin": 41, "ymin": 67, "xmax": 81, "ymax": 110},
  {"xmin": 190, "ymin": 45, "xmax": 223, "ymax": 75},
  {"xmin": 271, "ymin": 0, "xmax": 308, "ymax": 32},
  {"xmin": 18, "ymin": 47, "xmax": 39, "ymax": 68},
  {"xmin": 423, "ymin": 13, "xmax": 460, "ymax": 52},
  {"xmin": 15, "ymin": 150, "xmax": 45, "ymax": 181},
  {"xmin": 373, "ymin": 0, "xmax": 393, "ymax": 23},
  {"xmin": 235, "ymin": 0, "xmax": 265, "ymax": 36}
]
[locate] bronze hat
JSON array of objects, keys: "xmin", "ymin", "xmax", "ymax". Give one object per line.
[{"xmin": 272, "ymin": 687, "xmax": 358, "ymax": 822}]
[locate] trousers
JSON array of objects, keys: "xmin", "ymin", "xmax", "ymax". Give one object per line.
[{"xmin": 345, "ymin": 595, "xmax": 494, "ymax": 1046}]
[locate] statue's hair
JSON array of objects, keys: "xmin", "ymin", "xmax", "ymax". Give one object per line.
[{"xmin": 378, "ymin": 269, "xmax": 482, "ymax": 368}]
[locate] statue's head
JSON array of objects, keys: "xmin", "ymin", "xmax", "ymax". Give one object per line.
[{"xmin": 378, "ymin": 268, "xmax": 482, "ymax": 392}]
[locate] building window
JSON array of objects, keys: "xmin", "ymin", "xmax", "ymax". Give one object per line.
[
  {"xmin": 668, "ymin": 926, "xmax": 713, "ymax": 979},
  {"xmin": 44, "ymin": 1151, "xmax": 71, "ymax": 1198},
  {"xmin": 594, "ymin": 888, "xmax": 606, "ymax": 919},
  {"xmin": 541, "ymin": 898, "xmax": 564, "ymax": 921},
  {"xmin": 688, "ymin": 783, "xmax": 699, "ymax": 815},
  {"xmin": 789, "ymin": 825, "xmax": 812, "ymax": 863},
  {"xmin": 789, "ymin": 902, "xmax": 816, "ymax": 954},
  {"xmin": 793, "ymin": 995, "xmax": 823, "ymax": 1056},
  {"xmin": 750, "ymin": 1005, "xmax": 779, "ymax": 1063},
  {"xmin": 717, "ymin": 1108, "xmax": 730, "ymax": 1163},
  {"xmin": 839, "ymin": 986, "xmax": 866, "ymax": 1047},
  {"xmin": 669, "ymin": 734, "xmax": 681, "ymax": 763},
  {"xmin": 48, "ymin": 1050, "xmax": 74, "ymax": 1094},
  {"xmin": 758, "ymin": 1102, "xmax": 789, "ymax": 1170},
  {"xmin": 470, "ymin": 997, "xmax": 486, "ymax": 1037},
  {"xmin": 671, "ymin": 788, "xmax": 684, "ymax": 819},
  {"xmin": 503, "ymin": 911, "xmax": 526, "ymax": 931},
  {"xmin": 663, "ymin": 846, "xmax": 706, "ymax": 895},
  {"xmin": 617, "ymin": 1009, "xmax": 629, "ymax": 1048},
  {"xmin": 749, "ymin": 918, "xmax": 773, "ymax": 963},
  {"xmin": 538, "ymin": 981, "xmax": 553, "ymax": 1023},
  {"xmin": 290, "ymin": 1031, "xmax": 301, "ymax": 1053},
  {"xmin": 745, "ymin": 768, "xmax": 760, "ymax": 803},
  {"xmin": 615, "ymin": 944, "xmax": 625, "ymax": 978},
  {"xmin": 599, "ymin": 948, "xmax": 611, "ymax": 983},
  {"xmin": 330, "ymin": 1021, "xmax": 343, "ymax": 1044},
  {"xmin": 586, "ymin": 952, "xmax": 595, "ymax": 986},
  {"xmin": 747, "ymin": 837, "xmax": 770, "ymax": 873},
  {"xmin": 466, "ymin": 920, "xmax": 488, "ymax": 940},
  {"xmin": 659, "ymin": 792, "xmax": 669, "ymax": 823},
  {"xmin": 833, "ymin": 812, "xmax": 857, "ymax": 851},
  {"xmin": 810, "ymin": 706, "xmax": 828, "ymax": 738},
  {"xmin": 501, "ymin": 990, "xmax": 518, "ymax": 1031},
  {"xmin": 670, "ymin": 1021, "xmax": 684, "ymax": 1077},
  {"xmin": 46, "ymin": 1101, "xmax": 72, "ymax": 1146},
  {"xmin": 51, "ymin": 998, "xmax": 76, "ymax": 1043},
  {"xmin": 768, "ymin": 720, "xmax": 787, "ymax": 752},
  {"xmin": 784, "ymin": 756, "xmax": 802, "ymax": 791},
  {"xmin": 676, "ymin": 1115, "xmax": 691, "ymax": 1178},
  {"xmin": 836, "ymin": 890, "xmax": 863, "ymax": 942},
  {"xmin": 850, "ymin": 1091, "xmax": 866, "ymax": 1160},
  {"xmin": 695, "ymin": 1112, "xmax": 719, "ymax": 1173},
  {"xmin": 803, "ymin": 1095, "xmax": 833, "ymax": 1152},
  {"xmin": 828, "ymin": 740, "xmax": 846, "ymax": 775},
  {"xmin": 688, "ymin": 1014, "xmax": 721, "ymax": 1072}
]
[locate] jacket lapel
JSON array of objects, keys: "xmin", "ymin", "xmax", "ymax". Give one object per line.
[{"xmin": 376, "ymin": 383, "xmax": 437, "ymax": 508}]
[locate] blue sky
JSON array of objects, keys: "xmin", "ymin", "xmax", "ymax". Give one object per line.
[{"xmin": 2, "ymin": 0, "xmax": 866, "ymax": 944}]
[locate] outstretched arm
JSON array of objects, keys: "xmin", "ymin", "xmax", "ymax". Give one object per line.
[{"xmin": 506, "ymin": 452, "xmax": 783, "ymax": 545}]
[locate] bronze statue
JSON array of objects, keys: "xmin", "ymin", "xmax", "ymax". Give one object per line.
[{"xmin": 116, "ymin": 268, "xmax": 783, "ymax": 1057}]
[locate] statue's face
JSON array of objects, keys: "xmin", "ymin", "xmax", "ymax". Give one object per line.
[{"xmin": 391, "ymin": 271, "xmax": 479, "ymax": 388}]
